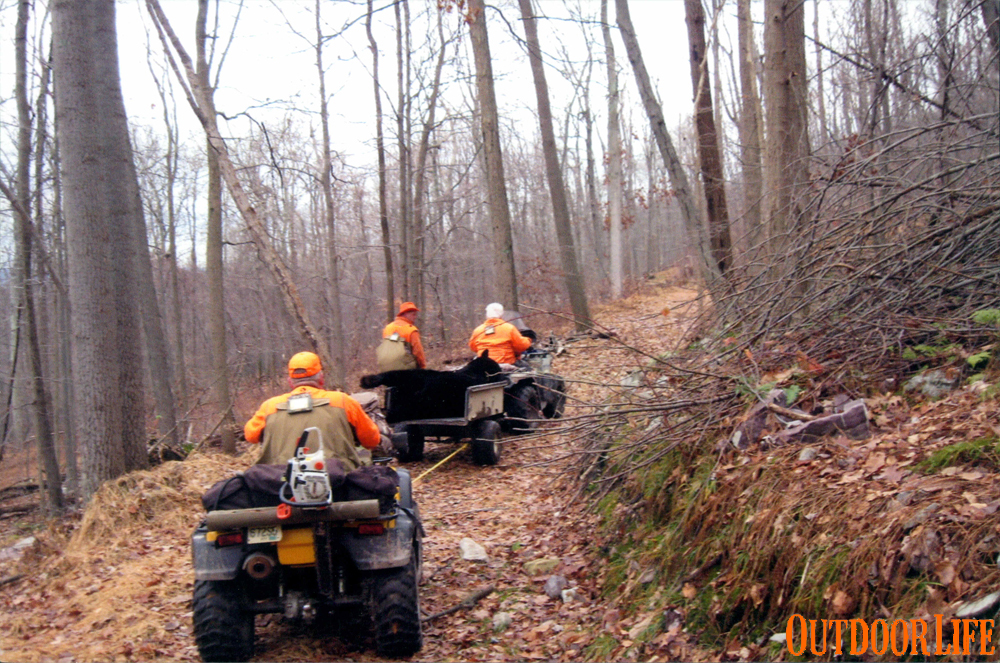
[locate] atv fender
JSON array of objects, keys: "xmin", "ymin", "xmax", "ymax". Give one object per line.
[
  {"xmin": 192, "ymin": 528, "xmax": 244, "ymax": 581},
  {"xmin": 343, "ymin": 511, "xmax": 420, "ymax": 571}
]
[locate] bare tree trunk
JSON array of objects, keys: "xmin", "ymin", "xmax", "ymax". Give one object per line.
[
  {"xmin": 395, "ymin": 0, "xmax": 411, "ymax": 300},
  {"xmin": 51, "ymin": 132, "xmax": 78, "ymax": 495},
  {"xmin": 518, "ymin": 0, "xmax": 590, "ymax": 328},
  {"xmin": 13, "ymin": 0, "xmax": 62, "ymax": 511},
  {"xmin": 147, "ymin": 0, "xmax": 330, "ymax": 374},
  {"xmin": 368, "ymin": 0, "xmax": 395, "ymax": 323},
  {"xmin": 53, "ymin": 0, "xmax": 149, "ymax": 499},
  {"xmin": 411, "ymin": 8, "xmax": 448, "ymax": 316},
  {"xmin": 615, "ymin": 0, "xmax": 721, "ymax": 286},
  {"xmin": 737, "ymin": 0, "xmax": 764, "ymax": 256},
  {"xmin": 152, "ymin": 75, "xmax": 189, "ymax": 432},
  {"xmin": 315, "ymin": 0, "xmax": 346, "ymax": 389},
  {"xmin": 195, "ymin": 0, "xmax": 234, "ymax": 453},
  {"xmin": 467, "ymin": 0, "xmax": 519, "ymax": 309},
  {"xmin": 601, "ymin": 0, "xmax": 624, "ymax": 299},
  {"xmin": 762, "ymin": 0, "xmax": 811, "ymax": 259},
  {"xmin": 684, "ymin": 0, "xmax": 732, "ymax": 275},
  {"xmin": 814, "ymin": 0, "xmax": 828, "ymax": 144},
  {"xmin": 983, "ymin": 0, "xmax": 1000, "ymax": 54}
]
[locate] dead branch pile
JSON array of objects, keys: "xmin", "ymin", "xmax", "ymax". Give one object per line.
[{"xmin": 713, "ymin": 115, "xmax": 1000, "ymax": 387}]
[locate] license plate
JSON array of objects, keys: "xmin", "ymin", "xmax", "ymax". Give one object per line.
[{"xmin": 247, "ymin": 525, "xmax": 282, "ymax": 544}]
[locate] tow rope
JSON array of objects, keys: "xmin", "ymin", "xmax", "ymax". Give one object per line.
[{"xmin": 412, "ymin": 443, "xmax": 468, "ymax": 485}]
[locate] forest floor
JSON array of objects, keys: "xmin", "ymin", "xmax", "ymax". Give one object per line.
[
  {"xmin": 0, "ymin": 273, "xmax": 997, "ymax": 662},
  {"xmin": 0, "ymin": 277, "xmax": 708, "ymax": 663}
]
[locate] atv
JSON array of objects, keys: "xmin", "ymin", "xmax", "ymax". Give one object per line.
[{"xmin": 190, "ymin": 429, "xmax": 422, "ymax": 661}]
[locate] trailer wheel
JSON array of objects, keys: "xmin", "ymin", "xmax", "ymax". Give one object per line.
[
  {"xmin": 396, "ymin": 425, "xmax": 425, "ymax": 462},
  {"xmin": 471, "ymin": 419, "xmax": 502, "ymax": 466},
  {"xmin": 192, "ymin": 579, "xmax": 254, "ymax": 662},
  {"xmin": 370, "ymin": 552, "xmax": 423, "ymax": 657}
]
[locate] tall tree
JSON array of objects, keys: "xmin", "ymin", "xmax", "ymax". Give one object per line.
[
  {"xmin": 762, "ymin": 0, "xmax": 811, "ymax": 257},
  {"xmin": 411, "ymin": 8, "xmax": 450, "ymax": 315},
  {"xmin": 684, "ymin": 0, "xmax": 732, "ymax": 274},
  {"xmin": 517, "ymin": 0, "xmax": 590, "ymax": 329},
  {"xmin": 368, "ymin": 0, "xmax": 395, "ymax": 323},
  {"xmin": 11, "ymin": 0, "xmax": 62, "ymax": 511},
  {"xmin": 395, "ymin": 0, "xmax": 412, "ymax": 300},
  {"xmin": 147, "ymin": 0, "xmax": 330, "ymax": 372},
  {"xmin": 148, "ymin": 54, "xmax": 189, "ymax": 431},
  {"xmin": 467, "ymin": 0, "xmax": 519, "ymax": 309},
  {"xmin": 601, "ymin": 0, "xmax": 624, "ymax": 298},
  {"xmin": 314, "ymin": 0, "xmax": 346, "ymax": 388},
  {"xmin": 615, "ymin": 0, "xmax": 721, "ymax": 286},
  {"xmin": 196, "ymin": 0, "xmax": 235, "ymax": 453},
  {"xmin": 52, "ymin": 0, "xmax": 149, "ymax": 498},
  {"xmin": 737, "ymin": 0, "xmax": 765, "ymax": 257}
]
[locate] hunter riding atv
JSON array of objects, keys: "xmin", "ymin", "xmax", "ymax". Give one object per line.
[{"xmin": 191, "ymin": 428, "xmax": 422, "ymax": 661}]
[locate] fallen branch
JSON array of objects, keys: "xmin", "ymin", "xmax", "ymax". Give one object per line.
[
  {"xmin": 766, "ymin": 402, "xmax": 815, "ymax": 421},
  {"xmin": 421, "ymin": 584, "xmax": 495, "ymax": 622},
  {"xmin": 0, "ymin": 574, "xmax": 25, "ymax": 588},
  {"xmin": 0, "ymin": 503, "xmax": 36, "ymax": 517}
]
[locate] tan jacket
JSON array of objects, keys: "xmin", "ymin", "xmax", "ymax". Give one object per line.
[{"xmin": 245, "ymin": 386, "xmax": 380, "ymax": 471}]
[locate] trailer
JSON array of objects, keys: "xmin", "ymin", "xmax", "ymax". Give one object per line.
[{"xmin": 388, "ymin": 380, "xmax": 507, "ymax": 466}]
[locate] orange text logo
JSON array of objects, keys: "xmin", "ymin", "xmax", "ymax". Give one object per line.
[{"xmin": 785, "ymin": 614, "xmax": 995, "ymax": 657}]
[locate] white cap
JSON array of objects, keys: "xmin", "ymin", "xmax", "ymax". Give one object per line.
[{"xmin": 486, "ymin": 303, "xmax": 504, "ymax": 319}]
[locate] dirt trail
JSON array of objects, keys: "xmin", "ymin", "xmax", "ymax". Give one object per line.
[{"xmin": 0, "ymin": 280, "xmax": 702, "ymax": 663}]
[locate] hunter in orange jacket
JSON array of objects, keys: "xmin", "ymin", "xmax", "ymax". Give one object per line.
[
  {"xmin": 245, "ymin": 352, "xmax": 380, "ymax": 470},
  {"xmin": 378, "ymin": 302, "xmax": 426, "ymax": 370},
  {"xmin": 469, "ymin": 303, "xmax": 532, "ymax": 365}
]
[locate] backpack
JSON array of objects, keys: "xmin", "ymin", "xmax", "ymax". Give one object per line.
[{"xmin": 376, "ymin": 333, "xmax": 417, "ymax": 372}]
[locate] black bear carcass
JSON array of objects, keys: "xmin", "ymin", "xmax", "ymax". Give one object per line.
[{"xmin": 359, "ymin": 351, "xmax": 504, "ymax": 424}]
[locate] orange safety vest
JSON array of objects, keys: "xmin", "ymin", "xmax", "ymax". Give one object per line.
[{"xmin": 469, "ymin": 318, "xmax": 531, "ymax": 365}]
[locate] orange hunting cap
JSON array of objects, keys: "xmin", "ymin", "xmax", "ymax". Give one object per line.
[
  {"xmin": 288, "ymin": 351, "xmax": 322, "ymax": 378},
  {"xmin": 398, "ymin": 301, "xmax": 419, "ymax": 315}
]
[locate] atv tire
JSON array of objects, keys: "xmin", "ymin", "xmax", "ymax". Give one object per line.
[
  {"xmin": 192, "ymin": 579, "xmax": 254, "ymax": 662},
  {"xmin": 371, "ymin": 554, "xmax": 423, "ymax": 657},
  {"xmin": 470, "ymin": 419, "xmax": 502, "ymax": 466},
  {"xmin": 396, "ymin": 425, "xmax": 425, "ymax": 462}
]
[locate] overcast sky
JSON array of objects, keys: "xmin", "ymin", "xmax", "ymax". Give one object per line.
[{"xmin": 112, "ymin": 0, "xmax": 701, "ymax": 160}]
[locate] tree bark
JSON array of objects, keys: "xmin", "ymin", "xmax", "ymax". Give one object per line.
[
  {"xmin": 367, "ymin": 0, "xmax": 396, "ymax": 323},
  {"xmin": 411, "ymin": 8, "xmax": 448, "ymax": 318},
  {"xmin": 615, "ymin": 0, "xmax": 721, "ymax": 286},
  {"xmin": 684, "ymin": 0, "xmax": 732, "ymax": 274},
  {"xmin": 983, "ymin": 0, "xmax": 1000, "ymax": 54},
  {"xmin": 15, "ymin": 0, "xmax": 62, "ymax": 511},
  {"xmin": 762, "ymin": 0, "xmax": 811, "ymax": 259},
  {"xmin": 53, "ymin": 0, "xmax": 150, "ymax": 498},
  {"xmin": 196, "ymin": 0, "xmax": 235, "ymax": 453},
  {"xmin": 467, "ymin": 0, "xmax": 519, "ymax": 309},
  {"xmin": 395, "ymin": 0, "xmax": 412, "ymax": 301},
  {"xmin": 315, "ymin": 0, "xmax": 346, "ymax": 389},
  {"xmin": 601, "ymin": 0, "xmax": 624, "ymax": 299},
  {"xmin": 737, "ymin": 0, "xmax": 764, "ymax": 257},
  {"xmin": 518, "ymin": 0, "xmax": 590, "ymax": 329}
]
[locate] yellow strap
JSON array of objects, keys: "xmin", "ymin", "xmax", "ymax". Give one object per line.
[{"xmin": 412, "ymin": 443, "xmax": 469, "ymax": 485}]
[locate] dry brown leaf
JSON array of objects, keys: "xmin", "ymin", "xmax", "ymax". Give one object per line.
[{"xmin": 681, "ymin": 583, "xmax": 698, "ymax": 599}]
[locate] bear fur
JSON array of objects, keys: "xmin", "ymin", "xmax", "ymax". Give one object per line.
[{"xmin": 360, "ymin": 351, "xmax": 505, "ymax": 423}]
